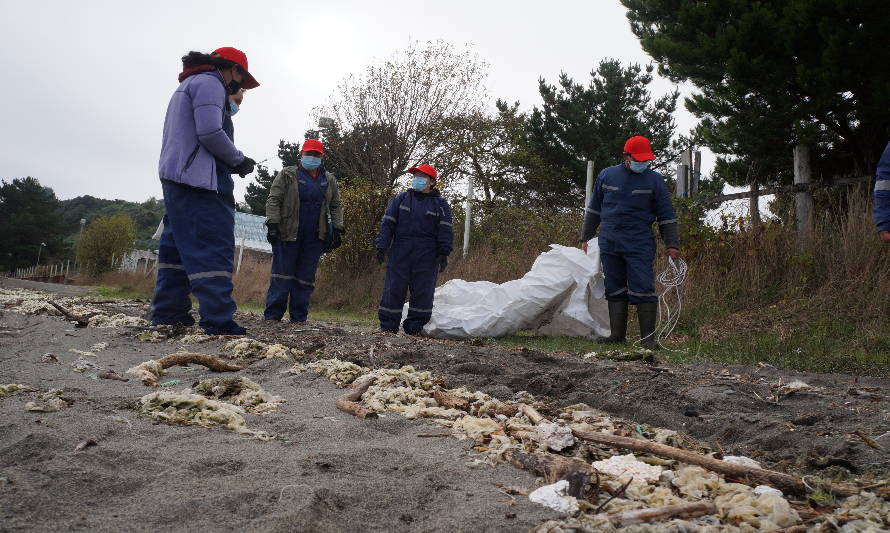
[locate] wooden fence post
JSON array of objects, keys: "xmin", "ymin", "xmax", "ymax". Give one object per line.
[
  {"xmin": 793, "ymin": 145, "xmax": 814, "ymax": 244},
  {"xmin": 749, "ymin": 180, "xmax": 761, "ymax": 230}
]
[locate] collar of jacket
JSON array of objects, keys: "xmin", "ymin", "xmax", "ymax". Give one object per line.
[
  {"xmin": 178, "ymin": 64, "xmax": 216, "ymax": 82},
  {"xmin": 408, "ymin": 188, "xmax": 440, "ymax": 198},
  {"xmin": 298, "ymin": 165, "xmax": 327, "ymax": 182}
]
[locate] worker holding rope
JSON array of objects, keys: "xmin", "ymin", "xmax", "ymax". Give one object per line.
[{"xmin": 581, "ymin": 136, "xmax": 681, "ymax": 349}]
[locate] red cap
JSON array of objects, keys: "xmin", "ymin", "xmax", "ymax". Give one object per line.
[
  {"xmin": 408, "ymin": 164, "xmax": 438, "ymax": 180},
  {"xmin": 212, "ymin": 47, "xmax": 259, "ymax": 89},
  {"xmin": 301, "ymin": 139, "xmax": 324, "ymax": 154},
  {"xmin": 623, "ymin": 136, "xmax": 656, "ymax": 161}
]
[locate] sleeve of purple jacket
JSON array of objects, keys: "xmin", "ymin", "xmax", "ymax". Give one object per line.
[
  {"xmin": 874, "ymin": 141, "xmax": 890, "ymax": 232},
  {"xmin": 190, "ymin": 76, "xmax": 244, "ymax": 167}
]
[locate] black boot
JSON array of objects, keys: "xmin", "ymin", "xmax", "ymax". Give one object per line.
[
  {"xmin": 637, "ymin": 302, "xmax": 658, "ymax": 349},
  {"xmin": 597, "ymin": 301, "xmax": 628, "ymax": 343}
]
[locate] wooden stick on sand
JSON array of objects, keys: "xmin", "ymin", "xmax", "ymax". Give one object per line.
[{"xmin": 336, "ymin": 377, "xmax": 378, "ymax": 419}]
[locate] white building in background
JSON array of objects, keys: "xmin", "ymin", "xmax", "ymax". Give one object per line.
[
  {"xmin": 120, "ymin": 249, "xmax": 158, "ymax": 272},
  {"xmin": 150, "ymin": 212, "xmax": 272, "ymax": 272}
]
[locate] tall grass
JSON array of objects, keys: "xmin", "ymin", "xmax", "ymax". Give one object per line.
[
  {"xmin": 683, "ymin": 190, "xmax": 890, "ymax": 336},
  {"xmin": 81, "ymin": 189, "xmax": 890, "ymax": 373}
]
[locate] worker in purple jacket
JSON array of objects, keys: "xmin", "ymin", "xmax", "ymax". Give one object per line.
[{"xmin": 150, "ymin": 47, "xmax": 259, "ymax": 335}]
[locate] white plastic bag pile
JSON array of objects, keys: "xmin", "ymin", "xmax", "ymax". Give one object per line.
[{"xmin": 413, "ymin": 241, "xmax": 609, "ymax": 339}]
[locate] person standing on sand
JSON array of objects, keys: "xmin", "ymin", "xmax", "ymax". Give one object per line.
[
  {"xmin": 263, "ymin": 139, "xmax": 345, "ymax": 323},
  {"xmin": 874, "ymin": 141, "xmax": 890, "ymax": 244},
  {"xmin": 580, "ymin": 136, "xmax": 680, "ymax": 349},
  {"xmin": 375, "ymin": 164, "xmax": 453, "ymax": 335},
  {"xmin": 151, "ymin": 47, "xmax": 259, "ymax": 335}
]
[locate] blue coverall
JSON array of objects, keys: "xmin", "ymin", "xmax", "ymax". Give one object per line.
[
  {"xmin": 263, "ymin": 167, "xmax": 328, "ymax": 322},
  {"xmin": 150, "ymin": 101, "xmax": 241, "ymax": 335},
  {"xmin": 583, "ymin": 164, "xmax": 678, "ymax": 304},
  {"xmin": 874, "ymin": 141, "xmax": 890, "ymax": 232},
  {"xmin": 375, "ymin": 189, "xmax": 453, "ymax": 334}
]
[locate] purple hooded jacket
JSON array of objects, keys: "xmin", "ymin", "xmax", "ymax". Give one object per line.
[{"xmin": 158, "ymin": 70, "xmax": 244, "ymax": 191}]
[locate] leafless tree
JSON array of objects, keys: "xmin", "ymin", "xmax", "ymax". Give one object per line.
[{"xmin": 314, "ymin": 40, "xmax": 488, "ymax": 193}]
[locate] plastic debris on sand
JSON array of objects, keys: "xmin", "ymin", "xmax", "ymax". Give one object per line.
[
  {"xmin": 528, "ymin": 480, "xmax": 579, "ymax": 514},
  {"xmin": 723, "ymin": 455, "xmax": 763, "ymax": 469}
]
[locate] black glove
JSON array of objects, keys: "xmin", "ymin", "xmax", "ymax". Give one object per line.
[
  {"xmin": 232, "ymin": 156, "xmax": 257, "ymax": 177},
  {"xmin": 266, "ymin": 223, "xmax": 280, "ymax": 244},
  {"xmin": 330, "ymin": 228, "xmax": 343, "ymax": 250},
  {"xmin": 438, "ymin": 255, "xmax": 448, "ymax": 273},
  {"xmin": 376, "ymin": 249, "xmax": 386, "ymax": 265}
]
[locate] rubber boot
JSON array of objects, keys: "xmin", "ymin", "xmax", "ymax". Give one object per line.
[
  {"xmin": 597, "ymin": 301, "xmax": 628, "ymax": 343},
  {"xmin": 637, "ymin": 302, "xmax": 658, "ymax": 350}
]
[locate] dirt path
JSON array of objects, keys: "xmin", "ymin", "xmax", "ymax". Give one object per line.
[{"xmin": 1, "ymin": 280, "xmax": 888, "ymax": 531}]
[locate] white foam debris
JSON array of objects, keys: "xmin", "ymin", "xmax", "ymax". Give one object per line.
[
  {"xmin": 191, "ymin": 377, "xmax": 284, "ymax": 412},
  {"xmin": 753, "ymin": 485, "xmax": 783, "ymax": 496},
  {"xmin": 723, "ymin": 455, "xmax": 762, "ymax": 469},
  {"xmin": 126, "ymin": 359, "xmax": 165, "ymax": 385},
  {"xmin": 225, "ymin": 338, "xmax": 269, "ymax": 358},
  {"xmin": 783, "ymin": 379, "xmax": 812, "ymax": 391},
  {"xmin": 71, "ymin": 357, "xmax": 99, "ymax": 373},
  {"xmin": 88, "ymin": 314, "xmax": 148, "ymax": 328},
  {"xmin": 140, "ymin": 390, "xmax": 270, "ymax": 440},
  {"xmin": 178, "ymin": 334, "xmax": 216, "ymax": 344},
  {"xmin": 532, "ymin": 421, "xmax": 575, "ymax": 451},
  {"xmin": 592, "ymin": 454, "xmax": 664, "ymax": 484},
  {"xmin": 529, "ymin": 480, "xmax": 579, "ymax": 514}
]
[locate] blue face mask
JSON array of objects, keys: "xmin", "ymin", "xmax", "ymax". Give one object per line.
[
  {"xmin": 629, "ymin": 160, "xmax": 650, "ymax": 173},
  {"xmin": 301, "ymin": 156, "xmax": 322, "ymax": 171},
  {"xmin": 228, "ymin": 101, "xmax": 239, "ymax": 116},
  {"xmin": 411, "ymin": 176, "xmax": 429, "ymax": 191}
]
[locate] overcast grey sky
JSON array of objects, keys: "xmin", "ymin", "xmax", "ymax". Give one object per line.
[{"xmin": 2, "ymin": 0, "xmax": 712, "ymax": 205}]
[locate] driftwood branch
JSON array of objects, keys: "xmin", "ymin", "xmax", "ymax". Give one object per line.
[
  {"xmin": 432, "ymin": 390, "xmax": 470, "ymax": 411},
  {"xmin": 49, "ymin": 301, "xmax": 100, "ymax": 327},
  {"xmin": 157, "ymin": 353, "xmax": 243, "ymax": 372},
  {"xmin": 336, "ymin": 377, "xmax": 378, "ymax": 419},
  {"xmin": 571, "ymin": 425, "xmax": 857, "ymax": 496},
  {"xmin": 479, "ymin": 400, "xmax": 519, "ymax": 417},
  {"xmin": 521, "ymin": 403, "xmax": 546, "ymax": 425},
  {"xmin": 504, "ymin": 449, "xmax": 596, "ymax": 484},
  {"xmin": 98, "ymin": 371, "xmax": 129, "ymax": 382},
  {"xmin": 608, "ymin": 501, "xmax": 717, "ymax": 527}
]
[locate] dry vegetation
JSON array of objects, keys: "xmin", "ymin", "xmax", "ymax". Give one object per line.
[{"xmin": 80, "ymin": 189, "xmax": 890, "ymax": 374}]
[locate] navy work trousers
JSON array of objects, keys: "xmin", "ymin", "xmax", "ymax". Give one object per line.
[
  {"xmin": 378, "ymin": 240, "xmax": 438, "ymax": 334},
  {"xmin": 264, "ymin": 238, "xmax": 326, "ymax": 322},
  {"xmin": 599, "ymin": 229, "xmax": 657, "ymax": 304},
  {"xmin": 151, "ymin": 179, "xmax": 240, "ymax": 334}
]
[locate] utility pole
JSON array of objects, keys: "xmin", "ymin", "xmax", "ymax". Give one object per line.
[
  {"xmin": 76, "ymin": 218, "xmax": 86, "ymax": 269},
  {"xmin": 36, "ymin": 242, "xmax": 46, "ymax": 267}
]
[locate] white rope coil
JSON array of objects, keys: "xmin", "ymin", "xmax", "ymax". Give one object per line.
[
  {"xmin": 655, "ymin": 256, "xmax": 687, "ymax": 350},
  {"xmin": 632, "ymin": 256, "xmax": 687, "ymax": 351}
]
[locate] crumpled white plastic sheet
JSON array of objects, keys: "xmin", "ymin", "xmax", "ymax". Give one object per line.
[
  {"xmin": 412, "ymin": 241, "xmax": 609, "ymax": 339},
  {"xmin": 528, "ymin": 479, "xmax": 580, "ymax": 514}
]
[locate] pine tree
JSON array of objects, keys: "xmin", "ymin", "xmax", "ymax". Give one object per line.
[
  {"xmin": 243, "ymin": 140, "xmax": 301, "ymax": 215},
  {"xmin": 520, "ymin": 59, "xmax": 680, "ymax": 207},
  {"xmin": 0, "ymin": 177, "xmax": 66, "ymax": 270}
]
